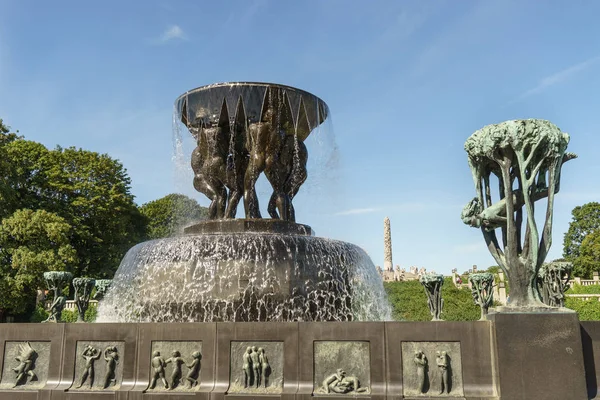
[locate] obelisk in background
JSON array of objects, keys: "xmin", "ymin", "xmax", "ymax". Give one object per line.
[{"xmin": 384, "ymin": 217, "xmax": 393, "ymax": 271}]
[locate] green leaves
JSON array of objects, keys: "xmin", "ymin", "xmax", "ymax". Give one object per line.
[
  {"xmin": 0, "ymin": 209, "xmax": 76, "ymax": 314},
  {"xmin": 139, "ymin": 193, "xmax": 208, "ymax": 239},
  {"xmin": 563, "ymin": 202, "xmax": 600, "ymax": 278}
]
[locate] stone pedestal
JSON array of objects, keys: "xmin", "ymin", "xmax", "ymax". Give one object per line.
[{"xmin": 488, "ymin": 312, "xmax": 587, "ymax": 400}]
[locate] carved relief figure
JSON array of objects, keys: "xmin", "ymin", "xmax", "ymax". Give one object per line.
[
  {"xmin": 185, "ymin": 351, "xmax": 202, "ymax": 388},
  {"xmin": 250, "ymin": 346, "xmax": 261, "ymax": 388},
  {"xmin": 259, "ymin": 348, "xmax": 270, "ymax": 388},
  {"xmin": 436, "ymin": 351, "xmax": 450, "ymax": 394},
  {"xmin": 149, "ymin": 351, "xmax": 169, "ymax": 390},
  {"xmin": 76, "ymin": 345, "xmax": 101, "ymax": 388},
  {"xmin": 102, "ymin": 346, "xmax": 119, "ymax": 389},
  {"xmin": 165, "ymin": 350, "xmax": 185, "ymax": 390},
  {"xmin": 414, "ymin": 350, "xmax": 427, "ymax": 393},
  {"xmin": 321, "ymin": 369, "xmax": 368, "ymax": 394},
  {"xmin": 242, "ymin": 347, "xmax": 252, "ymax": 388},
  {"xmin": 12, "ymin": 342, "xmax": 38, "ymax": 387}
]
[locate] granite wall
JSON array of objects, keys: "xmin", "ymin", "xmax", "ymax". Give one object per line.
[{"xmin": 0, "ymin": 316, "xmax": 594, "ymax": 400}]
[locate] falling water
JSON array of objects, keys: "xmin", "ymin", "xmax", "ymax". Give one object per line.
[{"xmin": 96, "ymin": 233, "xmax": 391, "ymax": 322}]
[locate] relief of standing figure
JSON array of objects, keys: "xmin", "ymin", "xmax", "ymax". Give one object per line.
[
  {"xmin": 250, "ymin": 346, "xmax": 261, "ymax": 388},
  {"xmin": 149, "ymin": 351, "xmax": 169, "ymax": 390},
  {"xmin": 436, "ymin": 351, "xmax": 450, "ymax": 394},
  {"xmin": 185, "ymin": 351, "xmax": 202, "ymax": 388},
  {"xmin": 243, "ymin": 347, "xmax": 252, "ymax": 388},
  {"xmin": 76, "ymin": 345, "xmax": 101, "ymax": 388},
  {"xmin": 414, "ymin": 350, "xmax": 427, "ymax": 393},
  {"xmin": 103, "ymin": 346, "xmax": 119, "ymax": 389},
  {"xmin": 165, "ymin": 350, "xmax": 185, "ymax": 390},
  {"xmin": 259, "ymin": 348, "xmax": 270, "ymax": 388}
]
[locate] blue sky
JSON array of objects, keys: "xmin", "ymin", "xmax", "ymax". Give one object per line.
[{"xmin": 1, "ymin": 0, "xmax": 599, "ymax": 274}]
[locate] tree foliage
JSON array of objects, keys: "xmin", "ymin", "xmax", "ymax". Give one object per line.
[
  {"xmin": 0, "ymin": 132, "xmax": 146, "ymax": 280},
  {"xmin": 563, "ymin": 202, "xmax": 600, "ymax": 278},
  {"xmin": 139, "ymin": 193, "xmax": 208, "ymax": 239},
  {"xmin": 579, "ymin": 230, "xmax": 600, "ymax": 277},
  {"xmin": 565, "ymin": 297, "xmax": 600, "ymax": 321},
  {"xmin": 0, "ymin": 209, "xmax": 77, "ymax": 315}
]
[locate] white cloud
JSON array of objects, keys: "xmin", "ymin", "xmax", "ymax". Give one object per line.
[
  {"xmin": 158, "ymin": 25, "xmax": 187, "ymax": 44},
  {"xmin": 515, "ymin": 55, "xmax": 600, "ymax": 101},
  {"xmin": 334, "ymin": 208, "xmax": 380, "ymax": 216}
]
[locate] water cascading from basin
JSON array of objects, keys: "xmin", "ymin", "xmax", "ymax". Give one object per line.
[{"xmin": 96, "ymin": 82, "xmax": 391, "ymax": 322}]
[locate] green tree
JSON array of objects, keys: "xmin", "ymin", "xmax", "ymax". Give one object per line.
[
  {"xmin": 41, "ymin": 146, "xmax": 147, "ymax": 278},
  {"xmin": 578, "ymin": 230, "xmax": 600, "ymax": 277},
  {"xmin": 140, "ymin": 193, "xmax": 208, "ymax": 239},
  {"xmin": 0, "ymin": 120, "xmax": 21, "ymax": 218},
  {"xmin": 0, "ymin": 209, "xmax": 77, "ymax": 317},
  {"xmin": 563, "ymin": 202, "xmax": 600, "ymax": 278},
  {"xmin": 1, "ymin": 128, "xmax": 146, "ymax": 279}
]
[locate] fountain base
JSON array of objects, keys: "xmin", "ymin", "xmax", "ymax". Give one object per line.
[
  {"xmin": 96, "ymin": 232, "xmax": 390, "ymax": 323},
  {"xmin": 183, "ymin": 219, "xmax": 313, "ymax": 236}
]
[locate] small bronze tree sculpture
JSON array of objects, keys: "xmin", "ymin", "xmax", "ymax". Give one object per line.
[
  {"xmin": 43, "ymin": 271, "xmax": 73, "ymax": 322},
  {"xmin": 73, "ymin": 277, "xmax": 96, "ymax": 322},
  {"xmin": 538, "ymin": 260, "xmax": 572, "ymax": 307},
  {"xmin": 468, "ymin": 272, "xmax": 494, "ymax": 319},
  {"xmin": 420, "ymin": 273, "xmax": 444, "ymax": 321},
  {"xmin": 461, "ymin": 119, "xmax": 575, "ymax": 307},
  {"xmin": 94, "ymin": 279, "xmax": 113, "ymax": 300}
]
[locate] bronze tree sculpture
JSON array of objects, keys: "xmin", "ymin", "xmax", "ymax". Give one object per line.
[{"xmin": 461, "ymin": 119, "xmax": 576, "ymax": 307}]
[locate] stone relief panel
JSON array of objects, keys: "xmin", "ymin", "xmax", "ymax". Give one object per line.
[
  {"xmin": 0, "ymin": 341, "xmax": 50, "ymax": 390},
  {"xmin": 69, "ymin": 341, "xmax": 124, "ymax": 391},
  {"xmin": 146, "ymin": 341, "xmax": 202, "ymax": 392},
  {"xmin": 401, "ymin": 342, "xmax": 464, "ymax": 397},
  {"xmin": 228, "ymin": 341, "xmax": 283, "ymax": 394},
  {"xmin": 313, "ymin": 341, "xmax": 371, "ymax": 395}
]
